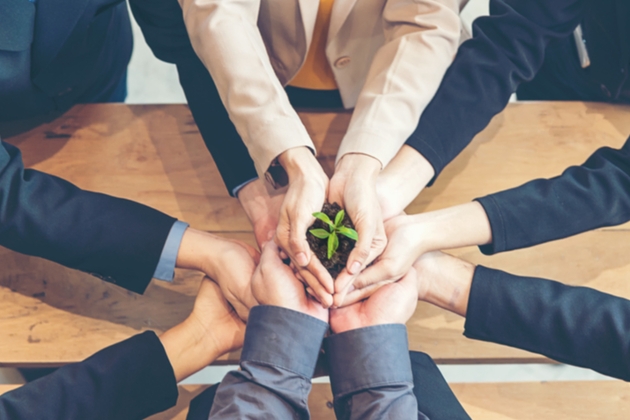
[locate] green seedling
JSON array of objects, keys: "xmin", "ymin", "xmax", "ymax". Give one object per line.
[{"xmin": 309, "ymin": 209, "xmax": 358, "ymax": 259}]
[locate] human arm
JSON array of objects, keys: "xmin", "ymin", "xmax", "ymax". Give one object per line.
[
  {"xmin": 327, "ymin": 269, "xmax": 420, "ymax": 419},
  {"xmin": 0, "ymin": 278, "xmax": 245, "ymax": 420},
  {"xmin": 413, "ymin": 251, "xmax": 630, "ymax": 381},
  {"xmin": 404, "ymin": 0, "xmax": 586, "ymax": 180},
  {"xmin": 209, "ymin": 242, "xmax": 328, "ymax": 419}
]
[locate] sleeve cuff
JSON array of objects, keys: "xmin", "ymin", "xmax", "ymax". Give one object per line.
[
  {"xmin": 241, "ymin": 306, "xmax": 328, "ymax": 378},
  {"xmin": 232, "ymin": 177, "xmax": 257, "ymax": 197},
  {"xmin": 153, "ymin": 221, "xmax": 189, "ymax": 281},
  {"xmin": 324, "ymin": 324, "xmax": 413, "ymax": 398},
  {"xmin": 474, "ymin": 196, "xmax": 507, "ymax": 255},
  {"xmin": 336, "ymin": 128, "xmax": 404, "ymax": 169},
  {"xmin": 463, "ymin": 265, "xmax": 504, "ymax": 341}
]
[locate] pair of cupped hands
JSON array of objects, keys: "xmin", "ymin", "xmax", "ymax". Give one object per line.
[{"xmin": 236, "ymin": 146, "xmax": 435, "ymax": 315}]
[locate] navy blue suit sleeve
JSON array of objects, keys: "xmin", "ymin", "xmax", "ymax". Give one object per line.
[
  {"xmin": 476, "ymin": 137, "xmax": 630, "ymax": 254},
  {"xmin": 405, "ymin": 0, "xmax": 586, "ymax": 178},
  {"xmin": 0, "ymin": 140, "xmax": 176, "ymax": 293},
  {"xmin": 465, "ymin": 266, "xmax": 630, "ymax": 381},
  {"xmin": 0, "ymin": 331, "xmax": 178, "ymax": 420},
  {"xmin": 128, "ymin": 0, "xmax": 257, "ymax": 195}
]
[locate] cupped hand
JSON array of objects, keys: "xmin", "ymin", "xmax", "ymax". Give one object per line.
[
  {"xmin": 252, "ymin": 241, "xmax": 329, "ymax": 323},
  {"xmin": 189, "ymin": 276, "xmax": 247, "ymax": 356},
  {"xmin": 274, "ymin": 147, "xmax": 335, "ymax": 302},
  {"xmin": 328, "ymin": 153, "xmax": 387, "ymax": 305},
  {"xmin": 329, "ymin": 267, "xmax": 418, "ymax": 334},
  {"xmin": 177, "ymin": 228, "xmax": 260, "ymax": 321}
]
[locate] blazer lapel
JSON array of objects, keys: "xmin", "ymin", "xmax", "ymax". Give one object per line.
[{"xmin": 328, "ymin": 0, "xmax": 359, "ymax": 42}]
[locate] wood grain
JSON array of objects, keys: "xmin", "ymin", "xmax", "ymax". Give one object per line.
[{"xmin": 1, "ymin": 102, "xmax": 630, "ymax": 366}]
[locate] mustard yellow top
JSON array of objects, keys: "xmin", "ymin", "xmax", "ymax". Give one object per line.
[{"xmin": 289, "ymin": 0, "xmax": 338, "ymax": 90}]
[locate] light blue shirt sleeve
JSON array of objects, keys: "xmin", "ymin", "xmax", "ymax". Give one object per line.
[{"xmin": 153, "ymin": 220, "xmax": 189, "ymax": 281}]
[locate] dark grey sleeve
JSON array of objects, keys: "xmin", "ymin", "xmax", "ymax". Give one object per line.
[
  {"xmin": 325, "ymin": 324, "xmax": 420, "ymax": 420},
  {"xmin": 476, "ymin": 137, "xmax": 630, "ymax": 254},
  {"xmin": 465, "ymin": 265, "xmax": 630, "ymax": 381},
  {"xmin": 208, "ymin": 305, "xmax": 328, "ymax": 420}
]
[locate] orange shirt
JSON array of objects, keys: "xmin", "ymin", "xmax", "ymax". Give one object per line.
[{"xmin": 289, "ymin": 0, "xmax": 338, "ymax": 90}]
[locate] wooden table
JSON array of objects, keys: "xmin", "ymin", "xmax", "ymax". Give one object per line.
[{"xmin": 1, "ymin": 101, "xmax": 630, "ymax": 366}]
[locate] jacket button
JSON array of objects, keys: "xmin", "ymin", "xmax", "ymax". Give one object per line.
[{"xmin": 334, "ymin": 56, "xmax": 351, "ymax": 69}]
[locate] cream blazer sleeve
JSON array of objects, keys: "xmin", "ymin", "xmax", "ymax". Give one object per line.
[
  {"xmin": 336, "ymin": 0, "xmax": 461, "ymax": 169},
  {"xmin": 177, "ymin": 0, "xmax": 314, "ymax": 179}
]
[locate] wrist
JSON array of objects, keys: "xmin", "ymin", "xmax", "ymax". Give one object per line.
[
  {"xmin": 176, "ymin": 228, "xmax": 221, "ymax": 276},
  {"xmin": 335, "ymin": 153, "xmax": 381, "ymax": 180},
  {"xmin": 159, "ymin": 315, "xmax": 221, "ymax": 382},
  {"xmin": 277, "ymin": 147, "xmax": 317, "ymax": 178}
]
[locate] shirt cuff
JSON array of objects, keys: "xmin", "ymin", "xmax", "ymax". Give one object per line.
[
  {"xmin": 241, "ymin": 305, "xmax": 328, "ymax": 378},
  {"xmin": 232, "ymin": 177, "xmax": 257, "ymax": 197},
  {"xmin": 324, "ymin": 324, "xmax": 413, "ymax": 398},
  {"xmin": 152, "ymin": 221, "xmax": 189, "ymax": 281}
]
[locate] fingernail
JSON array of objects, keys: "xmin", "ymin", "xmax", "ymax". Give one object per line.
[
  {"xmin": 350, "ymin": 261, "xmax": 361, "ymax": 274},
  {"xmin": 296, "ymin": 252, "xmax": 308, "ymax": 266}
]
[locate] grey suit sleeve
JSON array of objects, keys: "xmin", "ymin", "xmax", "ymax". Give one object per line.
[
  {"xmin": 476, "ymin": 138, "xmax": 630, "ymax": 254},
  {"xmin": 465, "ymin": 265, "xmax": 630, "ymax": 381},
  {"xmin": 208, "ymin": 305, "xmax": 328, "ymax": 420},
  {"xmin": 325, "ymin": 324, "xmax": 421, "ymax": 420}
]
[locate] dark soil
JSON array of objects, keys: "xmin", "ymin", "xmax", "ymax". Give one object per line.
[{"xmin": 307, "ymin": 202, "xmax": 356, "ymax": 278}]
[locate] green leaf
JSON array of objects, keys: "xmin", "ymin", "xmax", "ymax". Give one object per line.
[
  {"xmin": 327, "ymin": 232, "xmax": 339, "ymax": 259},
  {"xmin": 337, "ymin": 226, "xmax": 358, "ymax": 241},
  {"xmin": 309, "ymin": 229, "xmax": 330, "ymax": 239},
  {"xmin": 312, "ymin": 212, "xmax": 334, "ymax": 228},
  {"xmin": 334, "ymin": 209, "xmax": 345, "ymax": 228}
]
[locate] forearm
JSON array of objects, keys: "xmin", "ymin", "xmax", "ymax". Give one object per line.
[
  {"xmin": 0, "ymin": 332, "xmax": 178, "ymax": 420},
  {"xmin": 477, "ymin": 139, "xmax": 630, "ymax": 254},
  {"xmin": 465, "ymin": 266, "xmax": 630, "ymax": 381},
  {"xmin": 209, "ymin": 306, "xmax": 327, "ymax": 419},
  {"xmin": 178, "ymin": 0, "xmax": 313, "ymax": 178},
  {"xmin": 405, "ymin": 0, "xmax": 585, "ymax": 177},
  {"xmin": 326, "ymin": 325, "xmax": 417, "ymax": 420},
  {"xmin": 338, "ymin": 0, "xmax": 461, "ymax": 169},
  {"xmin": 0, "ymin": 141, "xmax": 175, "ymax": 294}
]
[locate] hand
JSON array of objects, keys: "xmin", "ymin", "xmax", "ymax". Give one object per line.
[
  {"xmin": 275, "ymin": 147, "xmax": 335, "ymax": 303},
  {"xmin": 376, "ymin": 145, "xmax": 435, "ymax": 220},
  {"xmin": 413, "ymin": 251, "xmax": 475, "ymax": 317},
  {"xmin": 176, "ymin": 228, "xmax": 260, "ymax": 320},
  {"xmin": 160, "ymin": 277, "xmax": 246, "ymax": 382},
  {"xmin": 329, "ymin": 153, "xmax": 388, "ymax": 304},
  {"xmin": 344, "ymin": 202, "xmax": 492, "ymax": 306},
  {"xmin": 329, "ymin": 267, "xmax": 418, "ymax": 334},
  {"xmin": 252, "ymin": 241, "xmax": 329, "ymax": 323},
  {"xmin": 237, "ymin": 178, "xmax": 286, "ymax": 248}
]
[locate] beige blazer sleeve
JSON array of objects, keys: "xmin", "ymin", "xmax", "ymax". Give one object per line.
[
  {"xmin": 336, "ymin": 0, "xmax": 461, "ymax": 168},
  {"xmin": 177, "ymin": 0, "xmax": 314, "ymax": 179}
]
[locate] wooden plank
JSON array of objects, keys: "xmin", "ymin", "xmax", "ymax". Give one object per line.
[
  {"xmin": 308, "ymin": 381, "xmax": 630, "ymax": 420},
  {"xmin": 1, "ymin": 102, "xmax": 630, "ymax": 366},
  {"xmin": 1, "ymin": 382, "xmax": 627, "ymax": 419}
]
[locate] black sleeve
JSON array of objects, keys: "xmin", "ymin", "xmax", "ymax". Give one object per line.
[
  {"xmin": 0, "ymin": 140, "xmax": 175, "ymax": 293},
  {"xmin": 128, "ymin": 0, "xmax": 257, "ymax": 195},
  {"xmin": 0, "ymin": 331, "xmax": 179, "ymax": 420},
  {"xmin": 465, "ymin": 265, "xmax": 630, "ymax": 381},
  {"xmin": 405, "ymin": 0, "xmax": 586, "ymax": 178},
  {"xmin": 475, "ymin": 136, "xmax": 630, "ymax": 254}
]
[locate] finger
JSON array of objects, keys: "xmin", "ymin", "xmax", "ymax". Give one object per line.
[
  {"xmin": 298, "ymin": 266, "xmax": 333, "ymax": 308},
  {"xmin": 305, "ymin": 287, "xmax": 322, "ymax": 304},
  {"xmin": 354, "ymin": 259, "xmax": 401, "ymax": 290},
  {"xmin": 346, "ymin": 221, "xmax": 374, "ymax": 275},
  {"xmin": 306, "ymin": 257, "xmax": 335, "ymax": 295},
  {"xmin": 288, "ymin": 212, "xmax": 313, "ymax": 267},
  {"xmin": 334, "ymin": 268, "xmax": 357, "ymax": 295},
  {"xmin": 341, "ymin": 280, "xmax": 391, "ymax": 306}
]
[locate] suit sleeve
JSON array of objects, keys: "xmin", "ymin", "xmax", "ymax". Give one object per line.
[
  {"xmin": 0, "ymin": 331, "xmax": 178, "ymax": 420},
  {"xmin": 325, "ymin": 324, "xmax": 419, "ymax": 420},
  {"xmin": 405, "ymin": 0, "xmax": 586, "ymax": 178},
  {"xmin": 209, "ymin": 306, "xmax": 328, "ymax": 420},
  {"xmin": 337, "ymin": 0, "xmax": 461, "ymax": 168},
  {"xmin": 0, "ymin": 140, "xmax": 176, "ymax": 293},
  {"xmin": 465, "ymin": 265, "xmax": 630, "ymax": 381},
  {"xmin": 128, "ymin": 0, "xmax": 257, "ymax": 195},
  {"xmin": 475, "ymin": 137, "xmax": 630, "ymax": 254}
]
